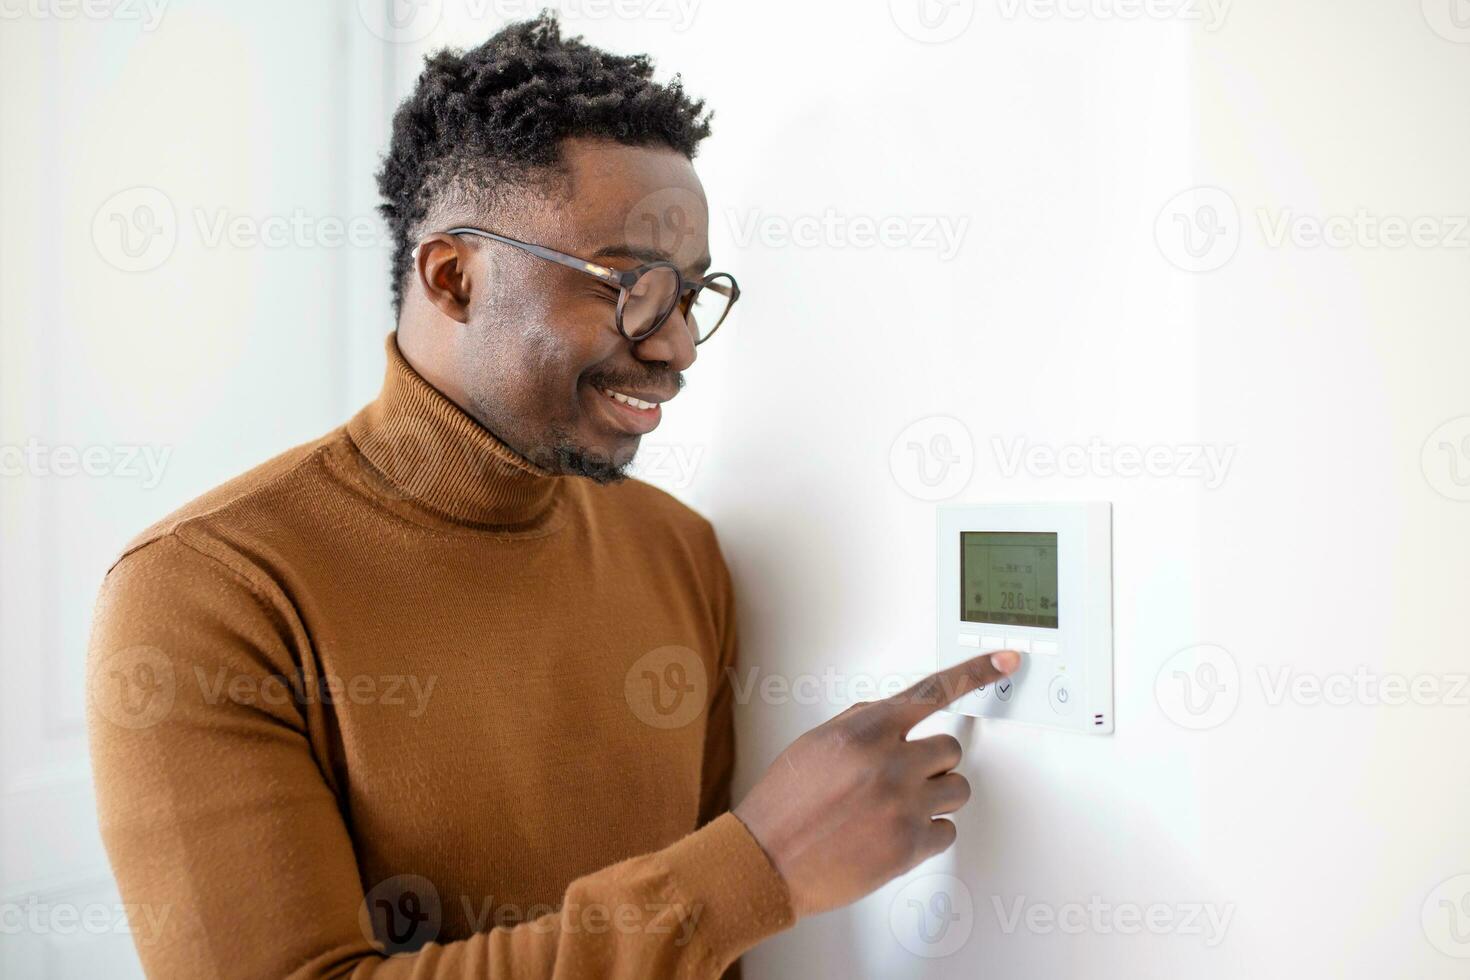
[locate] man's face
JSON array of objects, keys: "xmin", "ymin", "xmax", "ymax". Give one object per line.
[{"xmin": 421, "ymin": 137, "xmax": 710, "ymax": 482}]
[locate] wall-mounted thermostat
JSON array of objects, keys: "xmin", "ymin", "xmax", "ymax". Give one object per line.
[{"xmin": 936, "ymin": 503, "xmax": 1113, "ymax": 734}]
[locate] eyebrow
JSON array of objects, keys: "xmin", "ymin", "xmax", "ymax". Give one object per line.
[{"xmin": 592, "ymin": 243, "xmax": 711, "ymax": 276}]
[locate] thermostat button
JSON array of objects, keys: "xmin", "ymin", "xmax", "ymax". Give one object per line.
[
  {"xmin": 1005, "ymin": 637, "xmax": 1031, "ymax": 654},
  {"xmin": 979, "ymin": 635, "xmax": 1006, "ymax": 652},
  {"xmin": 994, "ymin": 677, "xmax": 1016, "ymax": 702},
  {"xmin": 1032, "ymin": 640, "xmax": 1059, "ymax": 656},
  {"xmin": 957, "ymin": 633, "xmax": 980, "ymax": 647},
  {"xmin": 973, "ymin": 683, "xmax": 990, "ymax": 702},
  {"xmin": 1048, "ymin": 675, "xmax": 1075, "ymax": 715}
]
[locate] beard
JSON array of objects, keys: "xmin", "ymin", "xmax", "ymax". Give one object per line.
[
  {"xmin": 547, "ymin": 440, "xmax": 633, "ymax": 484},
  {"xmin": 464, "ymin": 383, "xmax": 637, "ymax": 485},
  {"xmin": 529, "ymin": 423, "xmax": 636, "ymax": 485}
]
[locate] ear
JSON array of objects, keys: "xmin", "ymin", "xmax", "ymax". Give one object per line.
[{"xmin": 414, "ymin": 235, "xmax": 475, "ymax": 323}]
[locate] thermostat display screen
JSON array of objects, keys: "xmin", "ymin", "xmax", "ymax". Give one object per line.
[{"xmin": 960, "ymin": 531, "xmax": 1059, "ymax": 628}]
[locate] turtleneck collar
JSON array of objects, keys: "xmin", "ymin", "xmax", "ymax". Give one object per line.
[{"xmin": 345, "ymin": 333, "xmax": 564, "ymax": 529}]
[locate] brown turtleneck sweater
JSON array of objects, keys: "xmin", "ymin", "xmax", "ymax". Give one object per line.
[{"xmin": 85, "ymin": 335, "xmax": 793, "ymax": 978}]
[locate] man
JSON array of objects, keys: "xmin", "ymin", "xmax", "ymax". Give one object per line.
[{"xmin": 86, "ymin": 15, "xmax": 1020, "ymax": 978}]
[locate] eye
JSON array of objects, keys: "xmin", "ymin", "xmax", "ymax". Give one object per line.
[{"xmin": 578, "ymin": 278, "xmax": 620, "ymax": 304}]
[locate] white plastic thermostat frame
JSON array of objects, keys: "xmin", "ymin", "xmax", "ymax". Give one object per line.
[{"xmin": 936, "ymin": 502, "xmax": 1114, "ymax": 734}]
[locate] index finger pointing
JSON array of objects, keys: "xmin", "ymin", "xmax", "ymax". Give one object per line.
[{"xmin": 881, "ymin": 650, "xmax": 1022, "ymax": 732}]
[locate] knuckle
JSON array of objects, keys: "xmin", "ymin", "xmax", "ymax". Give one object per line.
[
  {"xmin": 822, "ymin": 723, "xmax": 853, "ymax": 750},
  {"xmin": 937, "ymin": 734, "xmax": 963, "ymax": 762},
  {"xmin": 894, "ymin": 815, "xmax": 922, "ymax": 859},
  {"xmin": 846, "ymin": 711, "xmax": 889, "ymax": 746},
  {"xmin": 908, "ymin": 821, "xmax": 938, "ymax": 864},
  {"xmin": 828, "ymin": 718, "xmax": 875, "ymax": 753},
  {"xmin": 951, "ymin": 774, "xmax": 973, "ymax": 805},
  {"xmin": 833, "ymin": 714, "xmax": 861, "ymax": 740},
  {"xmin": 879, "ymin": 752, "xmax": 909, "ymax": 789}
]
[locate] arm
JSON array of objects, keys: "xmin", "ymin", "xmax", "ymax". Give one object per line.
[
  {"xmin": 86, "ymin": 532, "xmax": 793, "ymax": 979},
  {"xmin": 697, "ymin": 529, "xmax": 739, "ymax": 829},
  {"xmin": 697, "ymin": 531, "xmax": 746, "ymax": 980}
]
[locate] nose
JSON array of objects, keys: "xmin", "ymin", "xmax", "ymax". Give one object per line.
[{"xmin": 631, "ymin": 304, "xmax": 697, "ymax": 372}]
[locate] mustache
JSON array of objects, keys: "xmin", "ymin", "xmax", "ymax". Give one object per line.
[{"xmin": 586, "ymin": 369, "xmax": 685, "ymax": 395}]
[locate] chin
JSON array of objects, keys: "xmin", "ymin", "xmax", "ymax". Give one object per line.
[{"xmin": 552, "ymin": 431, "xmax": 640, "ymax": 484}]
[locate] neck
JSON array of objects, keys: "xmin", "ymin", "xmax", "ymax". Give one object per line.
[{"xmin": 346, "ymin": 333, "xmax": 564, "ymax": 529}]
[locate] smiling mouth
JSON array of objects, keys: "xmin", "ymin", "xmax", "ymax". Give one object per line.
[
  {"xmin": 598, "ymin": 387, "xmax": 661, "ymax": 412},
  {"xmin": 589, "ymin": 383, "xmax": 667, "ymax": 436}
]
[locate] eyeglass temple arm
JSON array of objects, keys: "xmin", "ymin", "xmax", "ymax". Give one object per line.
[
  {"xmin": 437, "ymin": 227, "xmax": 738, "ymax": 305},
  {"xmin": 440, "ymin": 227, "xmax": 628, "ymax": 287}
]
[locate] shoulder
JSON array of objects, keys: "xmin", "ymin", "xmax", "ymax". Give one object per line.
[
  {"xmin": 89, "ymin": 432, "xmax": 351, "ymax": 678},
  {"xmin": 111, "ymin": 427, "xmax": 348, "ymax": 573}
]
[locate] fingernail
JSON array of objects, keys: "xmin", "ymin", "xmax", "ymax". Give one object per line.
[{"xmin": 991, "ymin": 650, "xmax": 1020, "ymax": 674}]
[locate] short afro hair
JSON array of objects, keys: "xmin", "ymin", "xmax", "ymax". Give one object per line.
[{"xmin": 375, "ymin": 12, "xmax": 713, "ymax": 317}]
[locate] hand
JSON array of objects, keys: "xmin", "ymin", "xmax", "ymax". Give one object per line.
[{"xmin": 733, "ymin": 649, "xmax": 1021, "ymax": 920}]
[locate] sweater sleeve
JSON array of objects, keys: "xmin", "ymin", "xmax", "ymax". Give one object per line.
[
  {"xmin": 86, "ymin": 532, "xmax": 793, "ymax": 980},
  {"xmin": 695, "ymin": 527, "xmax": 750, "ymax": 980},
  {"xmin": 697, "ymin": 525, "xmax": 740, "ymax": 828}
]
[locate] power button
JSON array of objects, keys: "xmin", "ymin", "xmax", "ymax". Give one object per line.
[{"xmin": 1048, "ymin": 674, "xmax": 1075, "ymax": 716}]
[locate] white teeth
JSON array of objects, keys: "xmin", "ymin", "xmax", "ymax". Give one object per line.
[{"xmin": 601, "ymin": 388, "xmax": 657, "ymax": 411}]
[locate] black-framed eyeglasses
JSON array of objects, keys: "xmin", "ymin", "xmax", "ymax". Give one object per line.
[{"xmin": 422, "ymin": 226, "xmax": 740, "ymax": 346}]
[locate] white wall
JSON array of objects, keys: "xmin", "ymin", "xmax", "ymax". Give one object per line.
[
  {"xmin": 4, "ymin": 1, "xmax": 1467, "ymax": 977},
  {"xmin": 680, "ymin": 2, "xmax": 1470, "ymax": 978},
  {"xmin": 0, "ymin": 3, "xmax": 392, "ymax": 974}
]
